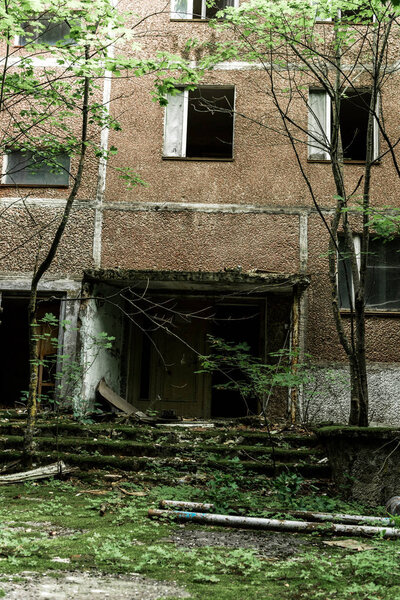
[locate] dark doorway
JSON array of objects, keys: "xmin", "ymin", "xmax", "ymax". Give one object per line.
[
  {"xmin": 0, "ymin": 296, "xmax": 60, "ymax": 408},
  {"xmin": 211, "ymin": 303, "xmax": 264, "ymax": 417},
  {"xmin": 0, "ymin": 297, "xmax": 30, "ymax": 407}
]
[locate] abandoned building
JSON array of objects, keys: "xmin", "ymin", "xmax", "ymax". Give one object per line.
[{"xmin": 1, "ymin": 1, "xmax": 400, "ymax": 424}]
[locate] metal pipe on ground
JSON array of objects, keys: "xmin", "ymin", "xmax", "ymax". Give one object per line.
[
  {"xmin": 269, "ymin": 509, "xmax": 394, "ymax": 526},
  {"xmin": 148, "ymin": 509, "xmax": 400, "ymax": 539},
  {"xmin": 160, "ymin": 500, "xmax": 216, "ymax": 512},
  {"xmin": 160, "ymin": 501, "xmax": 393, "ymax": 526}
]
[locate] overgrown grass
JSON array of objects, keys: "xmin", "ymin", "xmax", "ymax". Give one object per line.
[{"xmin": 0, "ymin": 475, "xmax": 398, "ymax": 599}]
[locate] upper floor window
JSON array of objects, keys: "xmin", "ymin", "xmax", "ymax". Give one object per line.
[
  {"xmin": 163, "ymin": 85, "xmax": 235, "ymax": 159},
  {"xmin": 308, "ymin": 89, "xmax": 379, "ymax": 162},
  {"xmin": 171, "ymin": 0, "xmax": 237, "ymax": 20},
  {"xmin": 2, "ymin": 150, "xmax": 70, "ymax": 186},
  {"xmin": 17, "ymin": 14, "xmax": 71, "ymax": 47},
  {"xmin": 338, "ymin": 236, "xmax": 400, "ymax": 311},
  {"xmin": 316, "ymin": 1, "xmax": 374, "ymax": 23}
]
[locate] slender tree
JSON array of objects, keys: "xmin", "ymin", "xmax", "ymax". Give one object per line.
[{"xmin": 200, "ymin": 0, "xmax": 400, "ymax": 425}]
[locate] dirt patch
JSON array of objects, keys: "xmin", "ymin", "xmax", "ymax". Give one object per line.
[
  {"xmin": 0, "ymin": 571, "xmax": 191, "ymax": 599},
  {"xmin": 167, "ymin": 527, "xmax": 307, "ymax": 558}
]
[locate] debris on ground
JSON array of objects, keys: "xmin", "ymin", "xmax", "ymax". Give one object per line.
[
  {"xmin": 322, "ymin": 539, "xmax": 375, "ymax": 552},
  {"xmin": 0, "ymin": 461, "xmax": 74, "ymax": 485},
  {"xmin": 97, "ymin": 378, "xmax": 156, "ymax": 423}
]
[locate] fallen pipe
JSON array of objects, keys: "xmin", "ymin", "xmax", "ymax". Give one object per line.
[
  {"xmin": 267, "ymin": 509, "xmax": 394, "ymax": 526},
  {"xmin": 148, "ymin": 509, "xmax": 400, "ymax": 539},
  {"xmin": 160, "ymin": 500, "xmax": 215, "ymax": 512},
  {"xmin": 160, "ymin": 501, "xmax": 393, "ymax": 526}
]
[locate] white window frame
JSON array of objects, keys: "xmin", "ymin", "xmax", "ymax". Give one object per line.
[
  {"xmin": 170, "ymin": 0, "xmax": 239, "ymax": 20},
  {"xmin": 308, "ymin": 89, "xmax": 379, "ymax": 161},
  {"xmin": 163, "ymin": 86, "xmax": 235, "ymax": 159},
  {"xmin": 308, "ymin": 89, "xmax": 331, "ymax": 160},
  {"xmin": 337, "ymin": 234, "xmax": 361, "ymax": 308},
  {"xmin": 163, "ymin": 89, "xmax": 189, "ymax": 158},
  {"xmin": 338, "ymin": 235, "xmax": 400, "ymax": 312}
]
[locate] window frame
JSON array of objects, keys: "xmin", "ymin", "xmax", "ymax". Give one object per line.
[
  {"xmin": 315, "ymin": 2, "xmax": 376, "ymax": 24},
  {"xmin": 14, "ymin": 14, "xmax": 72, "ymax": 48},
  {"xmin": 338, "ymin": 235, "xmax": 400, "ymax": 314},
  {"xmin": 1, "ymin": 150, "xmax": 71, "ymax": 188},
  {"xmin": 163, "ymin": 85, "xmax": 236, "ymax": 161},
  {"xmin": 308, "ymin": 88, "xmax": 379, "ymax": 163},
  {"xmin": 170, "ymin": 0, "xmax": 239, "ymax": 21}
]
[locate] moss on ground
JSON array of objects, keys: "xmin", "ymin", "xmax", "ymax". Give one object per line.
[{"xmin": 0, "ymin": 474, "xmax": 398, "ymax": 599}]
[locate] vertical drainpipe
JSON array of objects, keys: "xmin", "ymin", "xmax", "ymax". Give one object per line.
[
  {"xmin": 290, "ymin": 212, "xmax": 308, "ymax": 424},
  {"xmin": 93, "ymin": 0, "xmax": 116, "ymax": 268}
]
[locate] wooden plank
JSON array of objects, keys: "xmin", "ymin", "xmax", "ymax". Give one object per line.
[
  {"xmin": 97, "ymin": 379, "xmax": 155, "ymax": 422},
  {"xmin": 0, "ymin": 461, "xmax": 73, "ymax": 484}
]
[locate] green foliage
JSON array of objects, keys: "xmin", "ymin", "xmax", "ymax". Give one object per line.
[
  {"xmin": 26, "ymin": 313, "xmax": 115, "ymax": 419},
  {"xmin": 198, "ymin": 335, "xmax": 313, "ymax": 414},
  {"xmin": 271, "ymin": 471, "xmax": 304, "ymax": 505}
]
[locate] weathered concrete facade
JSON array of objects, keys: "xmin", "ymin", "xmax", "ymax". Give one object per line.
[{"xmin": 1, "ymin": 1, "xmax": 400, "ymax": 423}]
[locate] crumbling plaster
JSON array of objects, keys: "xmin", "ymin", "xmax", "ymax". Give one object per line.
[{"xmin": 79, "ymin": 284, "xmax": 125, "ymax": 412}]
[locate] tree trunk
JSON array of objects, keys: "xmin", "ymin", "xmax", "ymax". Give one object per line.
[{"xmin": 23, "ymin": 288, "xmax": 39, "ymax": 466}]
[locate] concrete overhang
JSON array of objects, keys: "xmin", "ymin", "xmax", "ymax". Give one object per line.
[{"xmin": 83, "ymin": 269, "xmax": 310, "ymax": 295}]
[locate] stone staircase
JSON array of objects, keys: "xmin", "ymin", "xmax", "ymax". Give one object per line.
[{"xmin": 0, "ymin": 411, "xmax": 330, "ymax": 486}]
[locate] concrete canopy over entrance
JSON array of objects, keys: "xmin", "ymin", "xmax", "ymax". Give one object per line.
[{"xmin": 81, "ymin": 270, "xmax": 310, "ymax": 419}]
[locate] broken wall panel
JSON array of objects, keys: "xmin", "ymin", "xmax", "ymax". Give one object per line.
[{"xmin": 79, "ymin": 283, "xmax": 126, "ymax": 414}]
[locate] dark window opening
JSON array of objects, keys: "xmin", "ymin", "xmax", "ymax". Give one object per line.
[
  {"xmin": 4, "ymin": 150, "xmax": 70, "ymax": 186},
  {"xmin": 338, "ymin": 237, "xmax": 400, "ymax": 311},
  {"xmin": 186, "ymin": 86, "xmax": 234, "ymax": 158},
  {"xmin": 20, "ymin": 14, "xmax": 71, "ymax": 46},
  {"xmin": 366, "ymin": 239, "xmax": 400, "ymax": 310},
  {"xmin": 192, "ymin": 0, "xmax": 233, "ymax": 19},
  {"xmin": 339, "ymin": 90, "xmax": 371, "ymax": 161},
  {"xmin": 340, "ymin": 1, "xmax": 372, "ymax": 23}
]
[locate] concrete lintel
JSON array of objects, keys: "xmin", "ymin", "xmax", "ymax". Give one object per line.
[
  {"xmin": 0, "ymin": 276, "xmax": 82, "ymax": 293},
  {"xmin": 84, "ymin": 268, "xmax": 311, "ymax": 294},
  {"xmin": 103, "ymin": 200, "xmax": 309, "ymax": 216},
  {"xmin": 0, "ymin": 197, "xmax": 94, "ymax": 209}
]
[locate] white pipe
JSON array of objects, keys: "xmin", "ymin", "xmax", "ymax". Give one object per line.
[
  {"xmin": 274, "ymin": 509, "xmax": 394, "ymax": 526},
  {"xmin": 148, "ymin": 509, "xmax": 400, "ymax": 539}
]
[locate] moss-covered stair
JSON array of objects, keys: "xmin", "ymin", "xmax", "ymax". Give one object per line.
[{"xmin": 0, "ymin": 411, "xmax": 330, "ymax": 485}]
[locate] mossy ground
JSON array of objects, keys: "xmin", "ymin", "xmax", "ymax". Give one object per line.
[{"xmin": 0, "ymin": 473, "xmax": 399, "ymax": 599}]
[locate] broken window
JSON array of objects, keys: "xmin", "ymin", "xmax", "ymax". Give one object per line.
[
  {"xmin": 338, "ymin": 236, "xmax": 400, "ymax": 311},
  {"xmin": 163, "ymin": 86, "xmax": 235, "ymax": 159},
  {"xmin": 171, "ymin": 0, "xmax": 237, "ymax": 20},
  {"xmin": 308, "ymin": 89, "xmax": 378, "ymax": 161},
  {"xmin": 17, "ymin": 13, "xmax": 72, "ymax": 46},
  {"xmin": 3, "ymin": 150, "xmax": 70, "ymax": 186}
]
